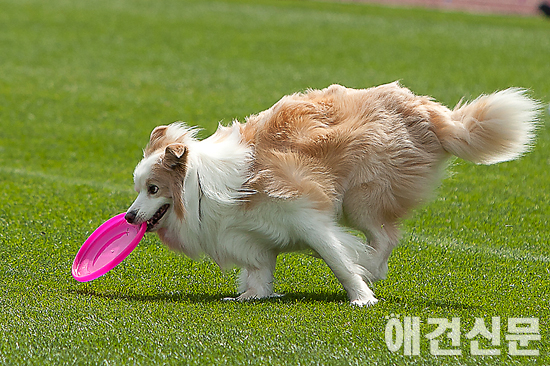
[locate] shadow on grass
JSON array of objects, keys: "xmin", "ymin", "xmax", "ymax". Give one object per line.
[
  {"xmin": 69, "ymin": 289, "xmax": 477, "ymax": 309},
  {"xmin": 69, "ymin": 288, "xmax": 349, "ymax": 305},
  {"xmin": 69, "ymin": 288, "xmax": 225, "ymax": 303}
]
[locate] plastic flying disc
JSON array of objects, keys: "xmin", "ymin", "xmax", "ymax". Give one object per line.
[{"xmin": 72, "ymin": 213, "xmax": 146, "ymax": 282}]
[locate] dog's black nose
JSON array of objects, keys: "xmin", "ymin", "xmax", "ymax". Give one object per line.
[{"xmin": 125, "ymin": 210, "xmax": 137, "ymax": 224}]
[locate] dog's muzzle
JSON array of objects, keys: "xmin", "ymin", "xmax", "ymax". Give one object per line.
[
  {"xmin": 125, "ymin": 205, "xmax": 170, "ymax": 232},
  {"xmin": 124, "ymin": 211, "xmax": 138, "ymax": 225}
]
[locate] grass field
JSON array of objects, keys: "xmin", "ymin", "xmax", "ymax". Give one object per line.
[{"xmin": 1, "ymin": 0, "xmax": 549, "ymax": 364}]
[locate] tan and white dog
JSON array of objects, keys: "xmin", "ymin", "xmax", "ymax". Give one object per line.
[{"xmin": 125, "ymin": 82, "xmax": 539, "ymax": 306}]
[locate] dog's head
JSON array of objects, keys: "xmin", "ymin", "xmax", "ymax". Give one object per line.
[{"xmin": 125, "ymin": 124, "xmax": 193, "ymax": 231}]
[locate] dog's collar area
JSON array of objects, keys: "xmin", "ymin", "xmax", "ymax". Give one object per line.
[{"xmin": 197, "ymin": 171, "xmax": 204, "ymax": 224}]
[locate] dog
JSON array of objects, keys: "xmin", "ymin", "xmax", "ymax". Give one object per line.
[{"xmin": 125, "ymin": 82, "xmax": 539, "ymax": 306}]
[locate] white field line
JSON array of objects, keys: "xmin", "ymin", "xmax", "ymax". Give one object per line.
[
  {"xmin": 408, "ymin": 233, "xmax": 550, "ymax": 263},
  {"xmin": 0, "ymin": 166, "xmax": 135, "ymax": 195}
]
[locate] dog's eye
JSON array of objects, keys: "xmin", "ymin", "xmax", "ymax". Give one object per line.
[{"xmin": 148, "ymin": 184, "xmax": 159, "ymax": 195}]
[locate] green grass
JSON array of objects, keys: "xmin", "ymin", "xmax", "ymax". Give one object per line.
[{"xmin": 1, "ymin": 0, "xmax": 549, "ymax": 364}]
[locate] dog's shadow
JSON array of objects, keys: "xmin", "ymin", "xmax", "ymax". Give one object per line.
[
  {"xmin": 69, "ymin": 288, "xmax": 477, "ymax": 310},
  {"xmin": 70, "ymin": 288, "xmax": 224, "ymax": 303},
  {"xmin": 69, "ymin": 288, "xmax": 349, "ymax": 305}
]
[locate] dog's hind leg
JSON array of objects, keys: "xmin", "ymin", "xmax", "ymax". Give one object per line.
[
  {"xmin": 362, "ymin": 221, "xmax": 400, "ymax": 281},
  {"xmin": 346, "ymin": 218, "xmax": 401, "ymax": 282},
  {"xmin": 303, "ymin": 225, "xmax": 378, "ymax": 306},
  {"xmin": 342, "ymin": 187, "xmax": 402, "ymax": 282}
]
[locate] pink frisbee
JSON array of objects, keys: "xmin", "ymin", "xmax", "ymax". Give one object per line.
[{"xmin": 72, "ymin": 213, "xmax": 146, "ymax": 282}]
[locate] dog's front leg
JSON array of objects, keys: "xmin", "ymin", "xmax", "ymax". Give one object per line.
[{"xmin": 224, "ymin": 250, "xmax": 280, "ymax": 301}]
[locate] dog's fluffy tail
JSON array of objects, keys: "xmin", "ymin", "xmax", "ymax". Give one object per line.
[{"xmin": 436, "ymin": 89, "xmax": 540, "ymax": 164}]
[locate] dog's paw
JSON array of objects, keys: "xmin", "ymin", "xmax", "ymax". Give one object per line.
[{"xmin": 350, "ymin": 296, "xmax": 379, "ymax": 307}]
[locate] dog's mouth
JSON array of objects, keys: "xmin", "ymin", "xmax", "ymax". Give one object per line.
[{"xmin": 146, "ymin": 204, "xmax": 170, "ymax": 232}]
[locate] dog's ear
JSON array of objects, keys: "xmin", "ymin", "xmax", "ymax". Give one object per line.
[
  {"xmin": 150, "ymin": 125, "xmax": 168, "ymax": 142},
  {"xmin": 163, "ymin": 143, "xmax": 188, "ymax": 170},
  {"xmin": 144, "ymin": 125, "xmax": 169, "ymax": 157},
  {"xmin": 163, "ymin": 143, "xmax": 188, "ymax": 220}
]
